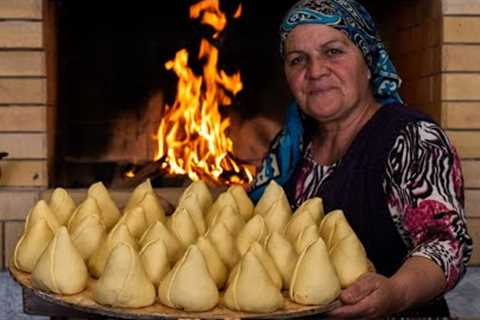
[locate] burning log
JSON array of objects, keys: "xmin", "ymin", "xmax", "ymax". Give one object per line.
[
  {"xmin": 115, "ymin": 151, "xmax": 254, "ymax": 191},
  {"xmin": 111, "ymin": 156, "xmax": 167, "ymax": 189}
]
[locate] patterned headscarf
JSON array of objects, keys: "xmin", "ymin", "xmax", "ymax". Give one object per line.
[
  {"xmin": 280, "ymin": 0, "xmax": 403, "ymax": 106},
  {"xmin": 249, "ymin": 0, "xmax": 403, "ymax": 202}
]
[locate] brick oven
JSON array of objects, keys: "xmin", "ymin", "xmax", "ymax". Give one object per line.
[{"xmin": 0, "ymin": 0, "xmax": 479, "ymax": 271}]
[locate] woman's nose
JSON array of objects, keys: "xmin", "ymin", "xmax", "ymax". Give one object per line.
[{"xmin": 307, "ymin": 58, "xmax": 329, "ymax": 79}]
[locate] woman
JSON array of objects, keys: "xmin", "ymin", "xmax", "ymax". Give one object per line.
[{"xmin": 249, "ymin": 0, "xmax": 472, "ymax": 318}]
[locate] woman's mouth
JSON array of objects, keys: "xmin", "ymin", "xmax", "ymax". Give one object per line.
[{"xmin": 308, "ymin": 87, "xmax": 335, "ymax": 95}]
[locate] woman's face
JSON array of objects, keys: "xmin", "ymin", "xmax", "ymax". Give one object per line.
[{"xmin": 284, "ymin": 24, "xmax": 372, "ymax": 124}]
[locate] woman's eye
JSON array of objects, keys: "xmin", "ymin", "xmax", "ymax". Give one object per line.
[
  {"xmin": 289, "ymin": 56, "xmax": 304, "ymax": 66},
  {"xmin": 326, "ymin": 48, "xmax": 343, "ymax": 56}
]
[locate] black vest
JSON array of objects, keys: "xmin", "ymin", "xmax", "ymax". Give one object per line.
[
  {"xmin": 318, "ymin": 105, "xmax": 434, "ymax": 276},
  {"xmin": 289, "ymin": 105, "xmax": 450, "ymax": 316}
]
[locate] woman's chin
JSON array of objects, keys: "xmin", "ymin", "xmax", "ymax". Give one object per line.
[{"xmin": 304, "ymin": 102, "xmax": 343, "ymax": 123}]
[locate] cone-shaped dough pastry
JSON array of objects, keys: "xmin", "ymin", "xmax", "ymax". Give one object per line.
[
  {"xmin": 138, "ymin": 220, "xmax": 162, "ymax": 246},
  {"xmin": 67, "ymin": 197, "xmax": 101, "ymax": 233},
  {"xmin": 207, "ymin": 221, "xmax": 239, "ymax": 270},
  {"xmin": 125, "ymin": 178, "xmax": 154, "ymax": 211},
  {"xmin": 196, "ymin": 236, "xmax": 228, "ymax": 289},
  {"xmin": 265, "ymin": 232, "xmax": 298, "ymax": 289},
  {"xmin": 284, "ymin": 207, "xmax": 316, "ymax": 244},
  {"xmin": 225, "ymin": 261, "xmax": 240, "ymax": 288},
  {"xmin": 319, "ymin": 210, "xmax": 369, "ymax": 287},
  {"xmin": 26, "ymin": 200, "xmax": 60, "ymax": 232},
  {"xmin": 206, "ymin": 192, "xmax": 239, "ymax": 226},
  {"xmin": 118, "ymin": 206, "xmax": 148, "ymax": 239},
  {"xmin": 296, "ymin": 197, "xmax": 324, "ymax": 222},
  {"xmin": 87, "ymin": 182, "xmax": 121, "ymax": 230},
  {"xmin": 209, "ymin": 205, "xmax": 245, "ymax": 236},
  {"xmin": 262, "ymin": 198, "xmax": 292, "ymax": 234},
  {"xmin": 70, "ymin": 213, "xmax": 107, "ymax": 260},
  {"xmin": 31, "ymin": 227, "xmax": 88, "ymax": 294},
  {"xmin": 138, "ymin": 191, "xmax": 166, "ymax": 225},
  {"xmin": 236, "ymin": 214, "xmax": 269, "ymax": 256},
  {"xmin": 289, "ymin": 238, "xmax": 341, "ymax": 306},
  {"xmin": 138, "ymin": 220, "xmax": 184, "ymax": 262},
  {"xmin": 95, "ymin": 242, "xmax": 156, "ymax": 308},
  {"xmin": 48, "ymin": 188, "xmax": 76, "ymax": 226},
  {"xmin": 179, "ymin": 180, "xmax": 213, "ymax": 213},
  {"xmin": 88, "ymin": 223, "xmax": 138, "ymax": 278},
  {"xmin": 224, "ymin": 250, "xmax": 284, "ymax": 313},
  {"xmin": 14, "ymin": 218, "xmax": 55, "ymax": 272},
  {"xmin": 318, "ymin": 210, "xmax": 351, "ymax": 249},
  {"xmin": 228, "ymin": 185, "xmax": 254, "ymax": 221},
  {"xmin": 254, "ymin": 180, "xmax": 290, "ymax": 217},
  {"xmin": 176, "ymin": 193, "xmax": 206, "ymax": 235},
  {"xmin": 168, "ymin": 207, "xmax": 199, "ymax": 247},
  {"xmin": 248, "ymin": 242, "xmax": 282, "ymax": 289},
  {"xmin": 139, "ymin": 239, "xmax": 170, "ymax": 286},
  {"xmin": 158, "ymin": 245, "xmax": 219, "ymax": 312},
  {"xmin": 294, "ymin": 224, "xmax": 319, "ymax": 254},
  {"xmin": 330, "ymin": 232, "xmax": 369, "ymax": 288}
]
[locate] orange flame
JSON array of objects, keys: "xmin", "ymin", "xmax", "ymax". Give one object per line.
[
  {"xmin": 155, "ymin": 0, "xmax": 253, "ymax": 186},
  {"xmin": 189, "ymin": 0, "xmax": 226, "ymax": 39},
  {"xmin": 125, "ymin": 170, "xmax": 135, "ymax": 178},
  {"xmin": 233, "ymin": 4, "xmax": 242, "ymax": 18}
]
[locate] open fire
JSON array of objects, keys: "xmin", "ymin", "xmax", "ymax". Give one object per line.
[{"xmin": 154, "ymin": 0, "xmax": 254, "ymax": 186}]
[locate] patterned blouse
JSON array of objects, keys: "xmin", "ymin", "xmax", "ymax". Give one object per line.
[{"xmin": 293, "ymin": 121, "xmax": 473, "ymax": 291}]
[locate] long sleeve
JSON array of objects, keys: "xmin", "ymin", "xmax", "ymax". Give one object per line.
[{"xmin": 384, "ymin": 121, "xmax": 473, "ymax": 291}]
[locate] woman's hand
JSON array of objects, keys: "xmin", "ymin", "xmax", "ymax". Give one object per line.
[
  {"xmin": 328, "ymin": 256, "xmax": 447, "ymax": 319},
  {"xmin": 327, "ymin": 272, "xmax": 407, "ymax": 319}
]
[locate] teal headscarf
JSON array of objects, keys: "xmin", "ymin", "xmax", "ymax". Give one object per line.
[{"xmin": 249, "ymin": 0, "xmax": 404, "ymax": 202}]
